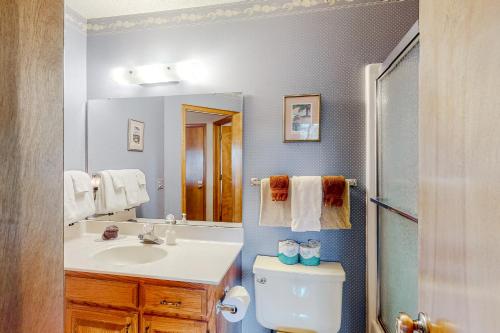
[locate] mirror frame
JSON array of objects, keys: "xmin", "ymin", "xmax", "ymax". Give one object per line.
[{"xmin": 181, "ymin": 104, "xmax": 243, "ymax": 223}]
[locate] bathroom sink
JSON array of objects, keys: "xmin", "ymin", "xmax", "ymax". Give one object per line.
[{"xmin": 92, "ymin": 245, "xmax": 167, "ymax": 265}]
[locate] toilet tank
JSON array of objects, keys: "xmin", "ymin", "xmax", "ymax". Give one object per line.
[{"xmin": 253, "ymin": 256, "xmax": 345, "ymax": 333}]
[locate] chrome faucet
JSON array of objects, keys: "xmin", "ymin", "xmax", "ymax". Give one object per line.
[{"xmin": 138, "ymin": 223, "xmax": 163, "ymax": 244}]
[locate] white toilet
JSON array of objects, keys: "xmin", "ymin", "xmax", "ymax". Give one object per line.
[{"xmin": 253, "ymin": 255, "xmax": 345, "ymax": 333}]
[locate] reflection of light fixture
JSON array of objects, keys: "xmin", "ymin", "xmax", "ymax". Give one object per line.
[{"xmin": 111, "ymin": 60, "xmax": 207, "ymax": 85}]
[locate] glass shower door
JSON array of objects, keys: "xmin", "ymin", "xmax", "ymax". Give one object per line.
[{"xmin": 373, "ymin": 35, "xmax": 419, "ymax": 332}]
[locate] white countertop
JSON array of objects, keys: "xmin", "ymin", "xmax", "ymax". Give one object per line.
[{"xmin": 64, "ymin": 220, "xmax": 243, "ymax": 285}]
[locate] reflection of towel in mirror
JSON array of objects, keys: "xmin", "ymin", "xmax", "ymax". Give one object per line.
[
  {"xmin": 64, "ymin": 171, "xmax": 95, "ymax": 225},
  {"xmin": 136, "ymin": 171, "xmax": 146, "ymax": 186},
  {"xmin": 259, "ymin": 178, "xmax": 291, "ymax": 227},
  {"xmin": 291, "ymin": 176, "xmax": 322, "ymax": 232},
  {"xmin": 70, "ymin": 170, "xmax": 92, "ymax": 193},
  {"xmin": 134, "ymin": 170, "xmax": 149, "ymax": 204},
  {"xmin": 95, "ymin": 171, "xmax": 128, "ymax": 214},
  {"xmin": 107, "ymin": 169, "xmax": 149, "ymax": 208}
]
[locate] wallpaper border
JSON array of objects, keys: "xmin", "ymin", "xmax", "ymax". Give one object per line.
[
  {"xmin": 65, "ymin": 5, "xmax": 87, "ymax": 33},
  {"xmin": 65, "ymin": 0, "xmax": 409, "ymax": 35}
]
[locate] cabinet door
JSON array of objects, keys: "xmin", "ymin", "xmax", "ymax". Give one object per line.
[
  {"xmin": 66, "ymin": 304, "xmax": 138, "ymax": 333},
  {"xmin": 142, "ymin": 315, "xmax": 207, "ymax": 333}
]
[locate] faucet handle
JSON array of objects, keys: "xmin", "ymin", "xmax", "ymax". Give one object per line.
[
  {"xmin": 165, "ymin": 214, "xmax": 176, "ymax": 224},
  {"xmin": 143, "ymin": 223, "xmax": 154, "ymax": 234}
]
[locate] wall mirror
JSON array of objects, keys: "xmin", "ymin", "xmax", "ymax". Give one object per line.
[
  {"xmin": 182, "ymin": 105, "xmax": 242, "ymax": 222},
  {"xmin": 86, "ymin": 93, "xmax": 243, "ymax": 223}
]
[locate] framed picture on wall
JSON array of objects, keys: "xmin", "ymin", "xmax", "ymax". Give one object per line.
[
  {"xmin": 283, "ymin": 94, "xmax": 321, "ymax": 142},
  {"xmin": 128, "ymin": 119, "xmax": 145, "ymax": 151}
]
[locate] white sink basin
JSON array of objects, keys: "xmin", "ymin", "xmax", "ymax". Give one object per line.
[{"xmin": 92, "ymin": 245, "xmax": 167, "ymax": 266}]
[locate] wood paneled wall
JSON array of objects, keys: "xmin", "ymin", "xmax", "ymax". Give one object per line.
[
  {"xmin": 419, "ymin": 1, "xmax": 500, "ymax": 331},
  {"xmin": 0, "ymin": 0, "xmax": 64, "ymax": 332}
]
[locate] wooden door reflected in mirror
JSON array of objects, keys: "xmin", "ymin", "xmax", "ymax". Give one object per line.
[
  {"xmin": 185, "ymin": 124, "xmax": 206, "ymax": 221},
  {"xmin": 182, "ymin": 105, "xmax": 242, "ymax": 223}
]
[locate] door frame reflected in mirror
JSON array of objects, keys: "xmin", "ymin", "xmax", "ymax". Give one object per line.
[{"xmin": 181, "ymin": 104, "xmax": 243, "ymax": 223}]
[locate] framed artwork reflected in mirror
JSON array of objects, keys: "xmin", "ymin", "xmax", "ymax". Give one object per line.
[{"xmin": 128, "ymin": 119, "xmax": 145, "ymax": 151}]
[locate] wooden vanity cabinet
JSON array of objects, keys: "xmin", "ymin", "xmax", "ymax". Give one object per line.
[
  {"xmin": 64, "ymin": 261, "xmax": 239, "ymax": 333},
  {"xmin": 142, "ymin": 315, "xmax": 207, "ymax": 333},
  {"xmin": 66, "ymin": 304, "xmax": 138, "ymax": 333}
]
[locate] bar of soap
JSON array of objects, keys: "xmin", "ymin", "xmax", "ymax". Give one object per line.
[{"xmin": 102, "ymin": 225, "xmax": 119, "ymax": 240}]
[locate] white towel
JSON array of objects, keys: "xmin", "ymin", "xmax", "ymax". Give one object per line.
[
  {"xmin": 291, "ymin": 176, "xmax": 322, "ymax": 232},
  {"xmin": 136, "ymin": 171, "xmax": 146, "ymax": 185},
  {"xmin": 259, "ymin": 178, "xmax": 292, "ymax": 227},
  {"xmin": 64, "ymin": 171, "xmax": 95, "ymax": 225},
  {"xmin": 108, "ymin": 170, "xmax": 125, "ymax": 190},
  {"xmin": 135, "ymin": 170, "xmax": 150, "ymax": 204},
  {"xmin": 320, "ymin": 179, "xmax": 351, "ymax": 229},
  {"xmin": 94, "ymin": 171, "xmax": 128, "ymax": 214},
  {"xmin": 67, "ymin": 170, "xmax": 92, "ymax": 194},
  {"xmin": 107, "ymin": 169, "xmax": 149, "ymax": 208}
]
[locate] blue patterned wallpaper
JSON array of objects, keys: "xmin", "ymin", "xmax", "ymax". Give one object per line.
[{"xmin": 85, "ymin": 1, "xmax": 419, "ymax": 331}]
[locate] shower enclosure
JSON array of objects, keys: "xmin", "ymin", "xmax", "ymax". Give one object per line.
[{"xmin": 369, "ymin": 22, "xmax": 420, "ymax": 333}]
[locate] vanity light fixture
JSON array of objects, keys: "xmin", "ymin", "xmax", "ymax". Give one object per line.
[
  {"xmin": 111, "ymin": 63, "xmax": 179, "ymax": 85},
  {"xmin": 135, "ymin": 64, "xmax": 180, "ymax": 85},
  {"xmin": 111, "ymin": 60, "xmax": 207, "ymax": 86}
]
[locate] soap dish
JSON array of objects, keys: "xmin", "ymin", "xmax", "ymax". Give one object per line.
[{"xmin": 94, "ymin": 235, "xmax": 126, "ymax": 242}]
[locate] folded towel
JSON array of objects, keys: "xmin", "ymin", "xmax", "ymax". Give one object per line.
[
  {"xmin": 66, "ymin": 170, "xmax": 92, "ymax": 194},
  {"xmin": 107, "ymin": 169, "xmax": 149, "ymax": 208},
  {"xmin": 136, "ymin": 171, "xmax": 146, "ymax": 185},
  {"xmin": 322, "ymin": 176, "xmax": 346, "ymax": 207},
  {"xmin": 64, "ymin": 171, "xmax": 96, "ymax": 225},
  {"xmin": 291, "ymin": 176, "xmax": 322, "ymax": 232},
  {"xmin": 269, "ymin": 175, "xmax": 289, "ymax": 201},
  {"xmin": 94, "ymin": 171, "xmax": 129, "ymax": 214},
  {"xmin": 108, "ymin": 170, "xmax": 125, "ymax": 190},
  {"xmin": 321, "ymin": 179, "xmax": 351, "ymax": 229},
  {"xmin": 259, "ymin": 178, "xmax": 292, "ymax": 227},
  {"xmin": 135, "ymin": 170, "xmax": 150, "ymax": 204}
]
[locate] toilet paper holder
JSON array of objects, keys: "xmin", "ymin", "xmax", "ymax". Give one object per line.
[
  {"xmin": 216, "ymin": 287, "xmax": 238, "ymax": 314},
  {"xmin": 216, "ymin": 300, "xmax": 237, "ymax": 314}
]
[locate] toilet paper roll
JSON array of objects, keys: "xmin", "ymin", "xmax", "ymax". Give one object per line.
[
  {"xmin": 299, "ymin": 241, "xmax": 320, "ymax": 266},
  {"xmin": 221, "ymin": 286, "xmax": 251, "ymax": 323},
  {"xmin": 278, "ymin": 239, "xmax": 299, "ymax": 265}
]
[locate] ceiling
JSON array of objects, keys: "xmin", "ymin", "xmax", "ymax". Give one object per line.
[
  {"xmin": 66, "ymin": 0, "xmax": 246, "ymax": 19},
  {"xmin": 186, "ymin": 111, "xmax": 230, "ymax": 124}
]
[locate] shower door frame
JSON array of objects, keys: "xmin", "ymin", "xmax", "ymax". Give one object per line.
[{"xmin": 366, "ymin": 21, "xmax": 419, "ymax": 333}]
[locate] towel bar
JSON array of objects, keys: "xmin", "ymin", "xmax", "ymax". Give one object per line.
[{"xmin": 250, "ymin": 177, "xmax": 357, "ymax": 187}]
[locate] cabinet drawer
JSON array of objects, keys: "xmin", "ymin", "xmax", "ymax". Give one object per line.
[
  {"xmin": 141, "ymin": 284, "xmax": 207, "ymax": 318},
  {"xmin": 142, "ymin": 315, "xmax": 207, "ymax": 333},
  {"xmin": 66, "ymin": 276, "xmax": 138, "ymax": 309}
]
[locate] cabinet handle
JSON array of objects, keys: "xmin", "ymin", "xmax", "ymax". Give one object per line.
[
  {"xmin": 125, "ymin": 322, "xmax": 131, "ymax": 333},
  {"xmin": 144, "ymin": 324, "xmax": 150, "ymax": 333},
  {"xmin": 159, "ymin": 300, "xmax": 182, "ymax": 307}
]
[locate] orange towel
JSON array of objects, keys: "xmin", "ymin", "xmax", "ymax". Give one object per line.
[
  {"xmin": 270, "ymin": 175, "xmax": 289, "ymax": 201},
  {"xmin": 322, "ymin": 176, "xmax": 345, "ymax": 207}
]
